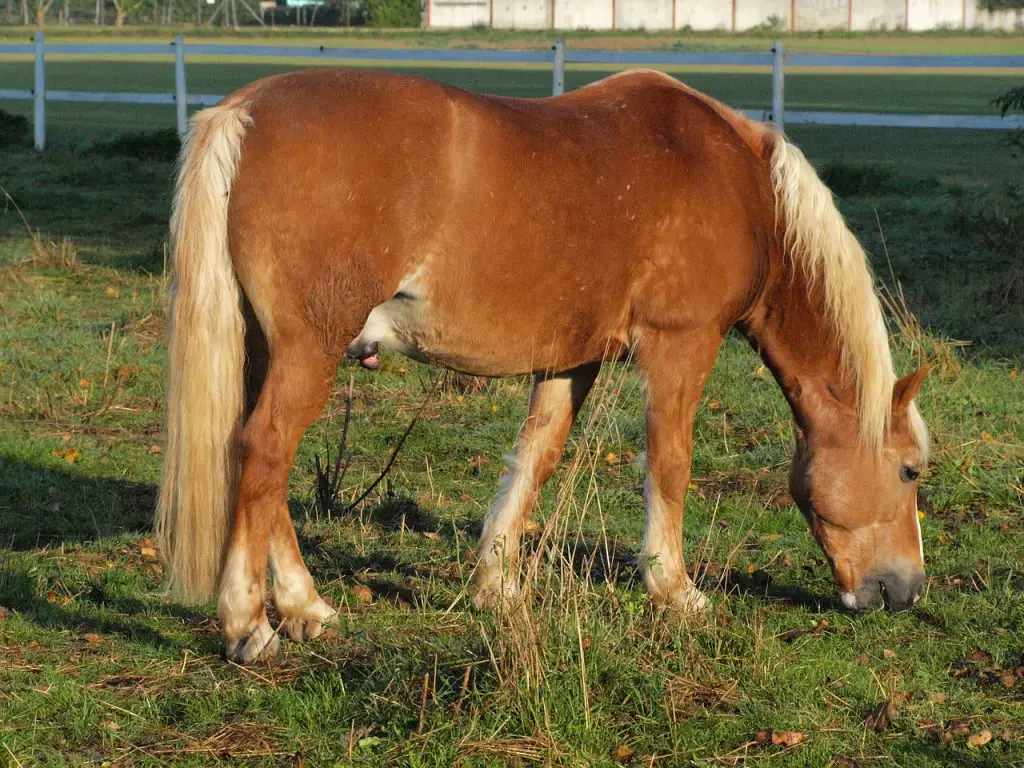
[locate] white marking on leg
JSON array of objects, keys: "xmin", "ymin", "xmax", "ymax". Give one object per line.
[
  {"xmin": 641, "ymin": 475, "xmax": 706, "ymax": 612},
  {"xmin": 840, "ymin": 592, "xmax": 858, "ymax": 610},
  {"xmin": 218, "ymin": 537, "xmax": 257, "ymax": 638},
  {"xmin": 476, "ymin": 456, "xmax": 534, "ymax": 586}
]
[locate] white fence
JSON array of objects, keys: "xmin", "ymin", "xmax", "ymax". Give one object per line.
[{"xmin": 1, "ymin": 32, "xmax": 1022, "ymax": 150}]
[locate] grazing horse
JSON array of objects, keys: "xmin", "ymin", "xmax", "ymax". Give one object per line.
[{"xmin": 156, "ymin": 68, "xmax": 930, "ymax": 664}]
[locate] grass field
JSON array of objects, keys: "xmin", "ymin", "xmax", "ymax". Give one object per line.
[{"xmin": 1, "ymin": 42, "xmax": 1023, "ymax": 766}]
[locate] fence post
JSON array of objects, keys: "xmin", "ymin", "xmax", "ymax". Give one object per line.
[
  {"xmin": 33, "ymin": 30, "xmax": 45, "ymax": 151},
  {"xmin": 771, "ymin": 39, "xmax": 785, "ymax": 132},
  {"xmin": 552, "ymin": 38, "xmax": 566, "ymax": 96},
  {"xmin": 174, "ymin": 35, "xmax": 188, "ymax": 139}
]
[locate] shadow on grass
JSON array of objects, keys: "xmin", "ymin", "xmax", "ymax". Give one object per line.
[
  {"xmin": 0, "ymin": 455, "xmax": 156, "ymax": 550},
  {"xmin": 0, "ymin": 559, "xmax": 221, "ymax": 655}
]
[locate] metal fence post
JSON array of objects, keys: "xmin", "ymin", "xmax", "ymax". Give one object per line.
[
  {"xmin": 33, "ymin": 30, "xmax": 45, "ymax": 151},
  {"xmin": 771, "ymin": 39, "xmax": 785, "ymax": 131},
  {"xmin": 174, "ymin": 35, "xmax": 188, "ymax": 139},
  {"xmin": 552, "ymin": 38, "xmax": 566, "ymax": 96}
]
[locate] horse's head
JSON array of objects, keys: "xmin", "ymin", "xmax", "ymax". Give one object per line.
[{"xmin": 789, "ymin": 366, "xmax": 930, "ymax": 611}]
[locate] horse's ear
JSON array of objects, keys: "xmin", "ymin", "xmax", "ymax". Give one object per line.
[{"xmin": 893, "ymin": 365, "xmax": 931, "ymax": 411}]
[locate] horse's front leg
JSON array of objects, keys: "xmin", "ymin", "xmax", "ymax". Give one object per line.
[
  {"xmin": 472, "ymin": 363, "xmax": 599, "ymax": 609},
  {"xmin": 638, "ymin": 328, "xmax": 723, "ymax": 614}
]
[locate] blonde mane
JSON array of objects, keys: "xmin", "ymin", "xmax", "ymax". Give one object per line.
[{"xmin": 768, "ymin": 138, "xmax": 896, "ymax": 450}]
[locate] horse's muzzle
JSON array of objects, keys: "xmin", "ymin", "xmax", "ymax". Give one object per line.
[{"xmin": 846, "ymin": 566, "xmax": 926, "ymax": 612}]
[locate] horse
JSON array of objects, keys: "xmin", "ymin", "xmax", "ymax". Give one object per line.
[{"xmin": 156, "ymin": 68, "xmax": 930, "ymax": 664}]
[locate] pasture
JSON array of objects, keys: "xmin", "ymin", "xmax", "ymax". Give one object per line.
[{"xmin": 1, "ymin": 41, "xmax": 1023, "ymax": 765}]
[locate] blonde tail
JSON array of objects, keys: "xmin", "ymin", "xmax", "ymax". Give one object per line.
[
  {"xmin": 156, "ymin": 103, "xmax": 251, "ymax": 603},
  {"xmin": 768, "ymin": 134, "xmax": 895, "ymax": 450}
]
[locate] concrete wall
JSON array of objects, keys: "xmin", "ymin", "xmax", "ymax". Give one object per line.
[
  {"xmin": 849, "ymin": 0, "xmax": 906, "ymax": 30},
  {"xmin": 554, "ymin": 0, "xmax": 612, "ymax": 29},
  {"xmin": 491, "ymin": 0, "xmax": 549, "ymax": 29},
  {"xmin": 674, "ymin": 0, "xmax": 731, "ymax": 29},
  {"xmin": 428, "ymin": 0, "xmax": 489, "ymax": 28},
  {"xmin": 426, "ymin": 0, "xmax": 1023, "ymax": 30},
  {"xmin": 907, "ymin": 0, "xmax": 963, "ymax": 28},
  {"xmin": 616, "ymin": 0, "xmax": 674, "ymax": 29},
  {"xmin": 965, "ymin": 0, "xmax": 1023, "ymax": 29},
  {"xmin": 734, "ymin": 0, "xmax": 790, "ymax": 29},
  {"xmin": 795, "ymin": 0, "xmax": 848, "ymax": 29}
]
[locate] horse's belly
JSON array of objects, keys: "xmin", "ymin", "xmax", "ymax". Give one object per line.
[{"xmin": 346, "ymin": 266, "xmax": 621, "ymax": 376}]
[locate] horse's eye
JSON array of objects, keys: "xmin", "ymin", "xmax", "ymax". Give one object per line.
[{"xmin": 900, "ymin": 465, "xmax": 921, "ymax": 483}]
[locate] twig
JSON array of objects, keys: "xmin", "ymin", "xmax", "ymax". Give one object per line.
[{"xmin": 345, "ymin": 375, "xmax": 440, "ymax": 513}]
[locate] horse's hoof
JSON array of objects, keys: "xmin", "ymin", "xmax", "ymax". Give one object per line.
[
  {"xmin": 225, "ymin": 621, "xmax": 280, "ymax": 664},
  {"xmin": 279, "ymin": 599, "xmax": 339, "ymax": 642},
  {"xmin": 471, "ymin": 572, "xmax": 519, "ymax": 612},
  {"xmin": 661, "ymin": 585, "xmax": 710, "ymax": 618}
]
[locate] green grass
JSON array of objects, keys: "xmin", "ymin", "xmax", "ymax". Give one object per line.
[{"xmin": 1, "ymin": 60, "xmax": 1023, "ymax": 765}]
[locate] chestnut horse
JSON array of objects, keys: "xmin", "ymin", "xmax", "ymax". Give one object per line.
[{"xmin": 156, "ymin": 68, "xmax": 930, "ymax": 663}]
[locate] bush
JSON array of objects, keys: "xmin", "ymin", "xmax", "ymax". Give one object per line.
[
  {"xmin": 994, "ymin": 84, "xmax": 1024, "ymax": 162},
  {"xmin": 364, "ymin": 0, "xmax": 420, "ymax": 27},
  {"xmin": 90, "ymin": 128, "xmax": 181, "ymax": 162},
  {"xmin": 0, "ymin": 109, "xmax": 31, "ymax": 149}
]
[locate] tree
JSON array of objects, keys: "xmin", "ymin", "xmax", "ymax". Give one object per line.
[{"xmin": 994, "ymin": 85, "xmax": 1024, "ymax": 160}]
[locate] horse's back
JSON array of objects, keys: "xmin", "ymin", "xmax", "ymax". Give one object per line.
[{"xmin": 224, "ymin": 69, "xmax": 777, "ymax": 375}]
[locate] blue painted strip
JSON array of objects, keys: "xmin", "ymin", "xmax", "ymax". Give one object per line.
[
  {"xmin": 788, "ymin": 53, "xmax": 1024, "ymax": 69},
  {"xmin": 41, "ymin": 43, "xmax": 174, "ymax": 55},
  {"xmin": 0, "ymin": 88, "xmax": 33, "ymax": 100},
  {"xmin": 1, "ymin": 43, "xmax": 1020, "ymax": 69},
  {"xmin": 47, "ymin": 90, "xmax": 177, "ymax": 104},
  {"xmin": 566, "ymin": 51, "xmax": 772, "ymax": 66},
  {"xmin": 185, "ymin": 44, "xmax": 555, "ymax": 63},
  {"xmin": 786, "ymin": 110, "xmax": 1024, "ymax": 128}
]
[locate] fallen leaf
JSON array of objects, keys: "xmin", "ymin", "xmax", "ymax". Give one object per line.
[
  {"xmin": 980, "ymin": 431, "xmax": 994, "ymax": 442},
  {"xmin": 0, "ymin": 606, "xmax": 10, "ymax": 620},
  {"xmin": 967, "ymin": 729, "xmax": 992, "ymax": 749},
  {"xmin": 931, "ymin": 693, "xmax": 947, "ymax": 704},
  {"xmin": 754, "ymin": 730, "xmax": 772, "ymax": 745},
  {"xmin": 100, "ymin": 720, "xmax": 119, "ymax": 731},
  {"xmin": 865, "ymin": 699, "xmax": 897, "ymax": 732},
  {"xmin": 753, "ymin": 365, "xmax": 767, "ymax": 378},
  {"xmin": 1001, "ymin": 673, "xmax": 1017, "ymax": 689},
  {"xmin": 140, "ymin": 546, "xmax": 157, "ymax": 560},
  {"xmin": 45, "ymin": 591, "xmax": 57, "ymax": 604},
  {"xmin": 78, "ymin": 378, "xmax": 90, "ymax": 388},
  {"xmin": 708, "ymin": 400, "xmax": 721, "ymax": 410},
  {"xmin": 610, "ymin": 744, "xmax": 633, "ymax": 762},
  {"xmin": 523, "ymin": 518, "xmax": 540, "ymax": 535},
  {"xmin": 1002, "ymin": 729, "xmax": 1012, "ymax": 742},
  {"xmin": 350, "ymin": 584, "xmax": 373, "ymax": 605},
  {"xmin": 771, "ymin": 731, "xmax": 804, "ymax": 747},
  {"xmin": 83, "ymin": 633, "xmax": 101, "ymax": 647},
  {"xmin": 148, "ymin": 444, "xmax": 161, "ymax": 455},
  {"xmin": 105, "ymin": 286, "xmax": 119, "ymax": 298},
  {"xmin": 960, "ymin": 650, "xmax": 994, "ymax": 665},
  {"xmin": 943, "ymin": 719, "xmax": 972, "ymax": 742},
  {"xmin": 604, "ymin": 452, "xmax": 619, "ymax": 465},
  {"xmin": 883, "ymin": 648, "xmax": 897, "ymax": 660}
]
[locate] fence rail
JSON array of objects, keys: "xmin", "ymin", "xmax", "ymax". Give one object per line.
[{"xmin": 1, "ymin": 32, "xmax": 1022, "ymax": 150}]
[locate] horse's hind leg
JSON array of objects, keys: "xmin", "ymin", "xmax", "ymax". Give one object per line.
[
  {"xmin": 638, "ymin": 327, "xmax": 722, "ymax": 615},
  {"xmin": 219, "ymin": 334, "xmax": 340, "ymax": 663},
  {"xmin": 472, "ymin": 363, "xmax": 599, "ymax": 609}
]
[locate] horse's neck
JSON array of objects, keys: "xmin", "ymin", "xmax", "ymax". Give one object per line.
[{"xmin": 739, "ymin": 261, "xmax": 854, "ymax": 426}]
